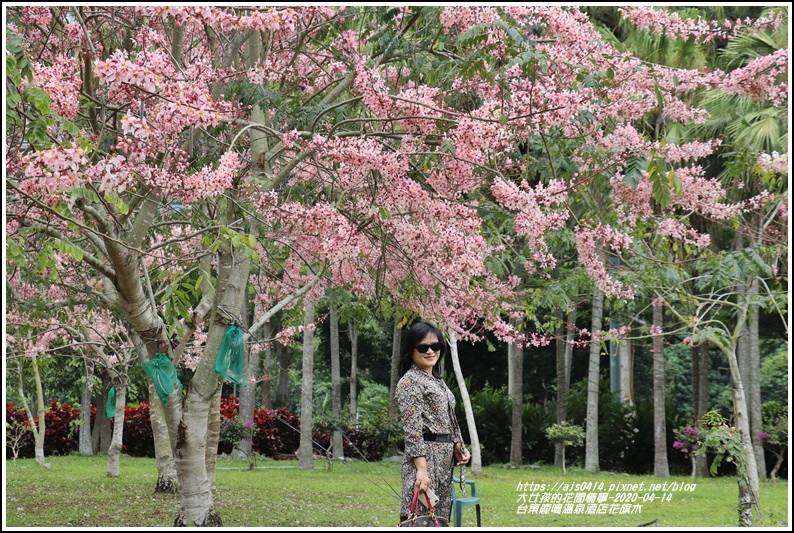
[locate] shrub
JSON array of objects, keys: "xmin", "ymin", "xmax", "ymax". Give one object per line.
[
  {"xmin": 6, "ymin": 395, "xmax": 393, "ymax": 462},
  {"xmin": 6, "ymin": 403, "xmax": 34, "ymax": 459},
  {"xmin": 43, "ymin": 400, "xmax": 80, "ymax": 456},
  {"xmin": 123, "ymin": 402, "xmax": 154, "ymax": 457},
  {"xmin": 566, "ymin": 375, "xmax": 640, "ymax": 472}
]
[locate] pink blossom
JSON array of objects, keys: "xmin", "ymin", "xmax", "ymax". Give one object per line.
[
  {"xmin": 620, "ymin": 7, "xmax": 784, "ymax": 44},
  {"xmin": 757, "ymin": 151, "xmax": 788, "ymax": 175}
]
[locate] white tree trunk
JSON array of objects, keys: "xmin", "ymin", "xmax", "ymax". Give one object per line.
[
  {"xmin": 585, "ymin": 285, "xmax": 604, "ymax": 473},
  {"xmin": 168, "ymin": 236, "xmax": 250, "ymax": 526},
  {"xmin": 298, "ymin": 301, "xmax": 316, "ymax": 469},
  {"xmin": 447, "ymin": 330, "xmax": 482, "ymax": 474},
  {"xmin": 508, "ymin": 341, "xmax": 523, "ymax": 466},
  {"xmin": 79, "ymin": 360, "xmax": 94, "ymax": 456},
  {"xmin": 329, "ymin": 292, "xmax": 344, "ymax": 459},
  {"xmin": 747, "ymin": 278, "xmax": 766, "ymax": 480},
  {"xmin": 238, "ymin": 279, "xmax": 256, "ymax": 457},
  {"xmin": 17, "ymin": 354, "xmax": 50, "ymax": 469},
  {"xmin": 107, "ymin": 383, "xmax": 127, "ymax": 477},
  {"xmin": 388, "ymin": 319, "xmax": 401, "ymax": 418},
  {"xmin": 652, "ymin": 299, "xmax": 669, "ymax": 478},
  {"xmin": 149, "ymin": 382, "xmax": 178, "ymax": 493},
  {"xmin": 349, "ymin": 322, "xmax": 359, "ymax": 427},
  {"xmin": 722, "ymin": 344, "xmax": 761, "ymax": 499},
  {"xmin": 261, "ymin": 320, "xmax": 273, "ymax": 410}
]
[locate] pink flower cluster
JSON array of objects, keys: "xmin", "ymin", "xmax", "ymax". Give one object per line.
[
  {"xmin": 574, "ymin": 224, "xmax": 637, "ymax": 301},
  {"xmin": 657, "ymin": 140, "xmax": 721, "ymax": 165},
  {"xmin": 178, "ymin": 151, "xmax": 242, "ymax": 203},
  {"xmin": 620, "ymin": 7, "xmax": 785, "ymax": 44},
  {"xmin": 20, "ymin": 144, "xmax": 89, "ymax": 198},
  {"xmin": 439, "ymin": 6, "xmax": 500, "ymax": 36},
  {"xmin": 491, "ymin": 177, "xmax": 568, "ymax": 272},
  {"xmin": 20, "ymin": 6, "xmax": 52, "ymax": 27},
  {"xmin": 318, "ymin": 137, "xmax": 409, "ymax": 188},
  {"xmin": 657, "ymin": 218, "xmax": 711, "ymax": 248},
  {"xmin": 720, "ymin": 48, "xmax": 788, "ymax": 106},
  {"xmin": 144, "ymin": 6, "xmax": 309, "ymax": 34},
  {"xmin": 757, "ymin": 151, "xmax": 788, "ymax": 175},
  {"xmin": 31, "ymin": 56, "xmax": 81, "ymax": 119}
]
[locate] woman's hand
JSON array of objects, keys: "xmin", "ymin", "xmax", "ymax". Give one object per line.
[
  {"xmin": 454, "ymin": 443, "xmax": 471, "ymax": 465},
  {"xmin": 414, "ymin": 466, "xmax": 431, "ymax": 493},
  {"xmin": 413, "ymin": 457, "xmax": 431, "ymax": 492}
]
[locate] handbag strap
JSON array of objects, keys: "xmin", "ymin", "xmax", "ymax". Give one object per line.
[{"xmin": 407, "ymin": 488, "xmax": 441, "ymax": 527}]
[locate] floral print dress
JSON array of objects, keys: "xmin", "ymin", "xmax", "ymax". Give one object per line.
[{"xmin": 395, "ymin": 363, "xmax": 464, "ymax": 522}]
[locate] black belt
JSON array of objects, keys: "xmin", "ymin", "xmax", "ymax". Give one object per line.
[{"xmin": 423, "ymin": 433, "xmax": 453, "ymax": 443}]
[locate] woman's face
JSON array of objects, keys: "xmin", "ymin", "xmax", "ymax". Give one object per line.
[{"xmin": 412, "ymin": 331, "xmax": 442, "ymax": 375}]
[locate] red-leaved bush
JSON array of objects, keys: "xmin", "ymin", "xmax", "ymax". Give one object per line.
[{"xmin": 7, "ymin": 396, "xmax": 388, "ymax": 460}]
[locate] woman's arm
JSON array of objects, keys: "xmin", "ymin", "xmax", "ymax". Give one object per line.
[{"xmin": 395, "ymin": 377, "xmax": 427, "ymax": 462}]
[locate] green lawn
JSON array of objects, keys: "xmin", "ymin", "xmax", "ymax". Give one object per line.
[{"xmin": 4, "ymin": 455, "xmax": 790, "ymax": 528}]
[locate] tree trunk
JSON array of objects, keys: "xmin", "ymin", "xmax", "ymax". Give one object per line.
[
  {"xmin": 238, "ymin": 282, "xmax": 256, "ymax": 457},
  {"xmin": 770, "ymin": 451, "xmax": 784, "ymax": 482},
  {"xmin": 554, "ymin": 307, "xmax": 575, "ymax": 467},
  {"xmin": 718, "ymin": 341, "xmax": 761, "ymax": 508},
  {"xmin": 561, "ymin": 444, "xmax": 567, "ymax": 477},
  {"xmin": 652, "ymin": 298, "xmax": 669, "ymax": 478},
  {"xmin": 149, "ymin": 382, "xmax": 178, "ymax": 493},
  {"xmin": 565, "ymin": 308, "xmax": 575, "ymax": 393},
  {"xmin": 168, "ymin": 234, "xmax": 250, "ymax": 526},
  {"xmin": 205, "ymin": 390, "xmax": 222, "ymax": 495},
  {"xmin": 329, "ymin": 291, "xmax": 344, "ymax": 460},
  {"xmin": 275, "ymin": 338, "xmax": 291, "ymax": 408},
  {"xmin": 79, "ymin": 360, "xmax": 94, "ymax": 456},
  {"xmin": 447, "ymin": 330, "xmax": 482, "ymax": 474},
  {"xmin": 107, "ymin": 382, "xmax": 127, "ymax": 477},
  {"xmin": 737, "ymin": 478, "xmax": 754, "ymax": 527},
  {"xmin": 238, "ymin": 342, "xmax": 258, "ymax": 457},
  {"xmin": 17, "ymin": 354, "xmax": 50, "ymax": 469},
  {"xmin": 554, "ymin": 306, "xmax": 565, "ymax": 467},
  {"xmin": 585, "ymin": 285, "xmax": 604, "ymax": 473},
  {"xmin": 693, "ymin": 342, "xmax": 710, "ymax": 478},
  {"xmin": 298, "ymin": 300, "xmax": 316, "ymax": 470},
  {"xmin": 94, "ymin": 379, "xmax": 112, "ymax": 454},
  {"xmin": 508, "ymin": 341, "xmax": 523, "ymax": 466},
  {"xmin": 261, "ymin": 320, "xmax": 273, "ymax": 410},
  {"xmin": 388, "ymin": 319, "xmax": 402, "ymax": 418},
  {"xmin": 747, "ymin": 278, "xmax": 766, "ymax": 481},
  {"xmin": 349, "ymin": 321, "xmax": 359, "ymax": 427}
]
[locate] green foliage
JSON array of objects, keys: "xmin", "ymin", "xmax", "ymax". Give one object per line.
[
  {"xmin": 545, "ymin": 421, "xmax": 585, "ymax": 447},
  {"xmin": 566, "ymin": 375, "xmax": 641, "ymax": 472},
  {"xmin": 760, "ymin": 401, "xmax": 787, "ymax": 447},
  {"xmin": 695, "ymin": 410, "xmax": 746, "ymax": 478},
  {"xmin": 219, "ymin": 415, "xmax": 259, "ymax": 448},
  {"xmin": 355, "ymin": 378, "xmax": 403, "ymax": 453},
  {"xmin": 760, "ymin": 349, "xmax": 788, "ymax": 406},
  {"xmin": 461, "ymin": 384, "xmax": 556, "ymax": 465}
]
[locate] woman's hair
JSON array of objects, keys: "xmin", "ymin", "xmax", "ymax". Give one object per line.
[{"xmin": 398, "ymin": 320, "xmax": 445, "ymax": 379}]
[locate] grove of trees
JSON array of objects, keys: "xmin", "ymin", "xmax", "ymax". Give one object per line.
[{"xmin": 5, "ymin": 5, "xmax": 788, "ymax": 527}]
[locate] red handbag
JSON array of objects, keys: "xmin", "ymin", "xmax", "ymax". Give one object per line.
[{"xmin": 398, "ymin": 488, "xmax": 449, "ymax": 527}]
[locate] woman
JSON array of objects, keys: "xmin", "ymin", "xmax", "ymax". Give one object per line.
[{"xmin": 395, "ymin": 320, "xmax": 471, "ymax": 524}]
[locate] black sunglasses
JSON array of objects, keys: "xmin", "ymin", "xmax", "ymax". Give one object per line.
[{"xmin": 414, "ymin": 342, "xmax": 443, "ymax": 354}]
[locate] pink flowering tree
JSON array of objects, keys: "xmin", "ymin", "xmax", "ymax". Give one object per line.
[
  {"xmin": 5, "ymin": 267, "xmax": 138, "ymax": 476},
  {"xmin": 5, "ymin": 5, "xmax": 787, "ymax": 525},
  {"xmin": 607, "ymin": 5, "xmax": 788, "ymax": 516}
]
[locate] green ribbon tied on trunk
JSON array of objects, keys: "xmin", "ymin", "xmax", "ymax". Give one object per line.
[
  {"xmin": 142, "ymin": 353, "xmax": 183, "ymax": 405},
  {"xmin": 215, "ymin": 324, "xmax": 246, "ymax": 386}
]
